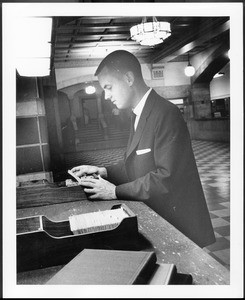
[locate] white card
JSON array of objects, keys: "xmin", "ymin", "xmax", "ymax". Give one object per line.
[{"xmin": 136, "ymin": 148, "xmax": 151, "ymax": 155}]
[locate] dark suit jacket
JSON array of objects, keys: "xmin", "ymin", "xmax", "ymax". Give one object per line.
[{"xmin": 107, "ymin": 90, "xmax": 215, "ymax": 248}]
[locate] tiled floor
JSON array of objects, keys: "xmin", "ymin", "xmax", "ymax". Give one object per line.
[
  {"xmin": 64, "ymin": 140, "xmax": 230, "ymax": 270},
  {"xmin": 192, "ymin": 140, "xmax": 230, "ymax": 270}
]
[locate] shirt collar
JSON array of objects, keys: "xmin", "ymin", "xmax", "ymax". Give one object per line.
[{"xmin": 133, "ymin": 88, "xmax": 152, "ymax": 117}]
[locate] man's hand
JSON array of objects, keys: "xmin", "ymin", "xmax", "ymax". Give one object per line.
[
  {"xmin": 79, "ymin": 175, "xmax": 117, "ymax": 200},
  {"xmin": 71, "ymin": 165, "xmax": 107, "ymax": 179}
]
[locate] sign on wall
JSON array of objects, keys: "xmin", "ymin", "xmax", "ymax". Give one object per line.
[{"xmin": 152, "ymin": 68, "xmax": 164, "ymax": 80}]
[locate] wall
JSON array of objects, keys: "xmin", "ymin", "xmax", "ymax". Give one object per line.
[
  {"xmin": 55, "ymin": 61, "xmax": 190, "ymax": 91},
  {"xmin": 55, "ymin": 66, "xmax": 97, "ymax": 90},
  {"xmin": 151, "ymin": 60, "xmax": 230, "ymax": 143},
  {"xmin": 187, "ymin": 118, "xmax": 230, "ymax": 142},
  {"xmin": 190, "ymin": 57, "xmax": 230, "ymax": 142}
]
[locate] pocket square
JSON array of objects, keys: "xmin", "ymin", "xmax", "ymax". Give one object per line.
[{"xmin": 136, "ymin": 148, "xmax": 151, "ymax": 155}]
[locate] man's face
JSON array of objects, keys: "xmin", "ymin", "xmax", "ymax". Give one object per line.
[{"xmin": 98, "ymin": 66, "xmax": 134, "ymax": 110}]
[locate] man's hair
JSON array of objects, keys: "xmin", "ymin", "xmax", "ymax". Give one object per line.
[{"xmin": 94, "ymin": 50, "xmax": 143, "ymax": 78}]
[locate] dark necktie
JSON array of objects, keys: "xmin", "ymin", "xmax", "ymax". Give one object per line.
[
  {"xmin": 128, "ymin": 112, "xmax": 136, "ymax": 146},
  {"xmin": 131, "ymin": 111, "xmax": 136, "ymax": 133}
]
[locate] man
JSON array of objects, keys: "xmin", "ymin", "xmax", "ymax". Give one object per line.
[{"xmin": 71, "ymin": 50, "xmax": 215, "ymax": 248}]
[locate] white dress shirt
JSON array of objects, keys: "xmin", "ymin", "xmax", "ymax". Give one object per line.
[{"xmin": 133, "ymin": 88, "xmax": 152, "ymax": 131}]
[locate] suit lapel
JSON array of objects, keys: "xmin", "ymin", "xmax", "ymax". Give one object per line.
[{"xmin": 126, "ymin": 90, "xmax": 157, "ymax": 159}]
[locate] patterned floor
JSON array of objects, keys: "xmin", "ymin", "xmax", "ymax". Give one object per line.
[
  {"xmin": 64, "ymin": 140, "xmax": 230, "ymax": 270},
  {"xmin": 193, "ymin": 140, "xmax": 230, "ymax": 270}
]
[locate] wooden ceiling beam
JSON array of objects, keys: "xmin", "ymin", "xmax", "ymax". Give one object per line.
[
  {"xmin": 56, "ymin": 33, "xmax": 130, "ymax": 39},
  {"xmin": 55, "ymin": 40, "xmax": 138, "ymax": 47},
  {"xmin": 54, "ymin": 45, "xmax": 146, "ymax": 52},
  {"xmin": 192, "ymin": 41, "xmax": 230, "ymax": 84},
  {"xmin": 56, "ymin": 24, "xmax": 135, "ymax": 31},
  {"xmin": 151, "ymin": 19, "xmax": 229, "ymax": 63},
  {"xmin": 55, "ymin": 18, "xmax": 203, "ymax": 33}
]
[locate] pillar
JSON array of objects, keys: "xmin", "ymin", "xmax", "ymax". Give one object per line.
[{"xmin": 191, "ymin": 83, "xmax": 212, "ymax": 119}]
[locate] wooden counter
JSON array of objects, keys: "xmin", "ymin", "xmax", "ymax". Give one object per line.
[{"xmin": 16, "ymin": 184, "xmax": 230, "ymax": 285}]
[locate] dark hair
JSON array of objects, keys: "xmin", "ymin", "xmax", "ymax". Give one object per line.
[{"xmin": 94, "ymin": 50, "xmax": 143, "ymax": 78}]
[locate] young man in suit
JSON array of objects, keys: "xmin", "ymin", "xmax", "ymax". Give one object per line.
[{"xmin": 71, "ymin": 50, "xmax": 215, "ymax": 248}]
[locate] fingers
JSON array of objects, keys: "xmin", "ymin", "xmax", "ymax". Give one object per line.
[
  {"xmin": 80, "ymin": 181, "xmax": 95, "ymax": 188},
  {"xmin": 82, "ymin": 178, "xmax": 102, "ymax": 198},
  {"xmin": 70, "ymin": 167, "xmax": 83, "ymax": 178},
  {"xmin": 87, "ymin": 193, "xmax": 98, "ymax": 200},
  {"xmin": 80, "ymin": 177, "xmax": 98, "ymax": 184},
  {"xmin": 71, "ymin": 165, "xmax": 89, "ymax": 172},
  {"xmin": 84, "ymin": 187, "xmax": 95, "ymax": 194},
  {"xmin": 79, "ymin": 176, "xmax": 115, "ymax": 200},
  {"xmin": 70, "ymin": 166, "xmax": 91, "ymax": 178},
  {"xmin": 84, "ymin": 188, "xmax": 103, "ymax": 200},
  {"xmin": 71, "ymin": 166, "xmax": 81, "ymax": 173}
]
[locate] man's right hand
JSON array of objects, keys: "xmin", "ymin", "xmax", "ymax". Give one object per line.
[{"xmin": 70, "ymin": 165, "xmax": 107, "ymax": 179}]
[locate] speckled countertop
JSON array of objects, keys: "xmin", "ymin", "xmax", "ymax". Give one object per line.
[{"xmin": 17, "ymin": 185, "xmax": 230, "ymax": 285}]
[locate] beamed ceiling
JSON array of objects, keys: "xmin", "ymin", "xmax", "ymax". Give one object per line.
[{"xmin": 51, "ymin": 16, "xmax": 230, "ymax": 83}]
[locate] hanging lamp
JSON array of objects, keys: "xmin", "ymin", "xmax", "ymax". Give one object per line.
[
  {"xmin": 184, "ymin": 53, "xmax": 195, "ymax": 77},
  {"xmin": 130, "ymin": 17, "xmax": 171, "ymax": 47}
]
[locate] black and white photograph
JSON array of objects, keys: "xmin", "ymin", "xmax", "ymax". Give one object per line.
[{"xmin": 2, "ymin": 1, "xmax": 244, "ymax": 298}]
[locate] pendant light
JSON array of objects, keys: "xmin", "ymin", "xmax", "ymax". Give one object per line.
[
  {"xmin": 184, "ymin": 53, "xmax": 195, "ymax": 77},
  {"xmin": 130, "ymin": 17, "xmax": 171, "ymax": 47}
]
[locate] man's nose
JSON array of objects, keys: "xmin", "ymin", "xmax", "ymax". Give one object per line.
[{"xmin": 104, "ymin": 90, "xmax": 111, "ymax": 101}]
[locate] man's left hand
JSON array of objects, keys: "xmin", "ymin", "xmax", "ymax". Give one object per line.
[{"xmin": 79, "ymin": 175, "xmax": 117, "ymax": 200}]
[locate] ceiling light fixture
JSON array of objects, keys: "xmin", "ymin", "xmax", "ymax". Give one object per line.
[
  {"xmin": 85, "ymin": 85, "xmax": 96, "ymax": 95},
  {"xmin": 16, "ymin": 58, "xmax": 51, "ymax": 77},
  {"xmin": 184, "ymin": 53, "xmax": 195, "ymax": 77},
  {"xmin": 213, "ymin": 72, "xmax": 225, "ymax": 79},
  {"xmin": 130, "ymin": 17, "xmax": 171, "ymax": 46},
  {"xmin": 16, "ymin": 17, "xmax": 52, "ymax": 77}
]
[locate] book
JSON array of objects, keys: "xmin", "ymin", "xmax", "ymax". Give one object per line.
[
  {"xmin": 45, "ymin": 249, "xmax": 189, "ymax": 285},
  {"xmin": 46, "ymin": 249, "xmax": 158, "ymax": 285}
]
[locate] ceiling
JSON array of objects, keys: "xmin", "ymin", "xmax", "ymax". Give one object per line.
[{"xmin": 51, "ymin": 15, "xmax": 230, "ymax": 77}]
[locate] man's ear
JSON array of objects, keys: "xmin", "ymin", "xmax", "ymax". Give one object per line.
[{"xmin": 124, "ymin": 71, "xmax": 134, "ymax": 86}]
